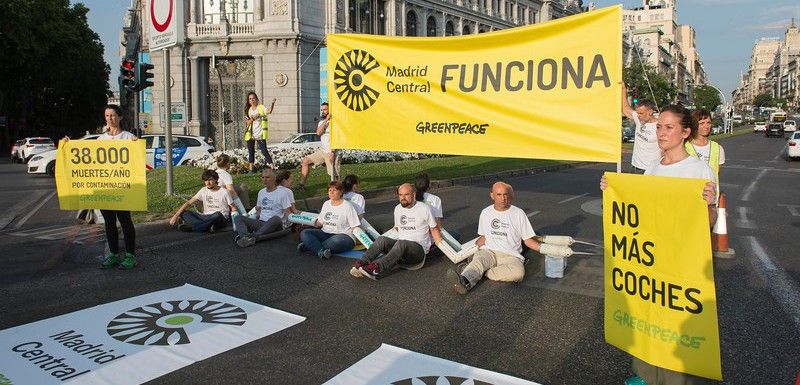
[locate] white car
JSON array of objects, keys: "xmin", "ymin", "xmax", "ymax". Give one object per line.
[
  {"xmin": 783, "ymin": 120, "xmax": 797, "ymax": 132},
  {"xmin": 19, "ymin": 137, "xmax": 55, "ymax": 162},
  {"xmin": 10, "ymin": 139, "xmax": 25, "ymax": 163},
  {"xmin": 786, "ymin": 131, "xmax": 800, "ymax": 161},
  {"xmin": 269, "ymin": 133, "xmax": 322, "ymax": 151},
  {"xmin": 27, "ymin": 135, "xmax": 101, "ymax": 175},
  {"xmin": 144, "ymin": 134, "xmax": 215, "ymax": 169},
  {"xmin": 753, "ymin": 121, "xmax": 767, "ymax": 132}
]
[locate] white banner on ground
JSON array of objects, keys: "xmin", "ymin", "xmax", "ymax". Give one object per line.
[
  {"xmin": 323, "ymin": 344, "xmax": 543, "ymax": 385},
  {"xmin": 0, "ymin": 284, "xmax": 304, "ymax": 384}
]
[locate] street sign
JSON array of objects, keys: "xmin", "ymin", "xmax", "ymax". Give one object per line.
[
  {"xmin": 139, "ymin": 112, "xmax": 151, "ymax": 134},
  {"xmin": 148, "ymin": 0, "xmax": 185, "ymax": 51},
  {"xmin": 159, "ymin": 102, "xmax": 186, "ymax": 128}
]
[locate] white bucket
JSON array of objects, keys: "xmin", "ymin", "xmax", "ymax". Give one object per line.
[{"xmin": 544, "ymin": 255, "xmax": 566, "ymax": 278}]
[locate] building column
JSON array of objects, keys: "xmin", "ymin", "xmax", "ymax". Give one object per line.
[
  {"xmin": 457, "ymin": 17, "xmax": 463, "ymax": 35},
  {"xmin": 189, "ymin": 0, "xmax": 197, "ymax": 23},
  {"xmin": 255, "ymin": 55, "xmax": 264, "ymax": 100},
  {"xmin": 255, "ymin": 0, "xmax": 263, "ymax": 21},
  {"xmin": 188, "ymin": 56, "xmax": 201, "ymax": 135}
]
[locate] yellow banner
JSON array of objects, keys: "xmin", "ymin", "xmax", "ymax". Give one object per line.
[
  {"xmin": 55, "ymin": 140, "xmax": 147, "ymax": 211},
  {"xmin": 327, "ymin": 6, "xmax": 622, "ymax": 162},
  {"xmin": 603, "ymin": 172, "xmax": 721, "ymax": 380}
]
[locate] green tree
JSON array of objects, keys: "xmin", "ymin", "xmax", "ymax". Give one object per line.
[
  {"xmin": 0, "ymin": 0, "xmax": 110, "ymax": 148},
  {"xmin": 623, "ymin": 61, "xmax": 677, "ymax": 109},
  {"xmin": 753, "ymin": 93, "xmax": 775, "ymax": 108},
  {"xmin": 692, "ymin": 85, "xmax": 722, "ymax": 111}
]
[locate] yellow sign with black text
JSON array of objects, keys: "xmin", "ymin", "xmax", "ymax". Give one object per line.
[
  {"xmin": 327, "ymin": 6, "xmax": 622, "ymax": 162},
  {"xmin": 603, "ymin": 172, "xmax": 721, "ymax": 380},
  {"xmin": 55, "ymin": 140, "xmax": 147, "ymax": 211}
]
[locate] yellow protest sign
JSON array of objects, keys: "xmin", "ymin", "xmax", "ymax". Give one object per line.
[
  {"xmin": 327, "ymin": 6, "xmax": 622, "ymax": 163},
  {"xmin": 603, "ymin": 172, "xmax": 721, "ymax": 380},
  {"xmin": 55, "ymin": 140, "xmax": 147, "ymax": 211}
]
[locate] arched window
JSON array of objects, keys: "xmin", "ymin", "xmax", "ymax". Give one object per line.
[
  {"xmin": 426, "ymin": 16, "xmax": 437, "ymax": 37},
  {"xmin": 445, "ymin": 21, "xmax": 455, "ymax": 36},
  {"xmin": 463, "ymin": 24, "xmax": 472, "ymax": 35},
  {"xmin": 406, "ymin": 11, "xmax": 417, "ymax": 36}
]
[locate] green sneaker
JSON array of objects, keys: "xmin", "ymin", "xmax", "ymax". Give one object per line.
[
  {"xmin": 100, "ymin": 253, "xmax": 121, "ymax": 269},
  {"xmin": 118, "ymin": 252, "xmax": 138, "ymax": 270}
]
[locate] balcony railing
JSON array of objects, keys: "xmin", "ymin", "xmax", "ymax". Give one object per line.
[{"xmin": 190, "ymin": 22, "xmax": 254, "ymax": 38}]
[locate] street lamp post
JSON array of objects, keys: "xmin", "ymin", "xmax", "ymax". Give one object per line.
[{"xmin": 691, "ymin": 83, "xmax": 731, "ymax": 134}]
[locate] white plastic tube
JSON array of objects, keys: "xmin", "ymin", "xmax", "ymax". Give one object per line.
[
  {"xmin": 441, "ymin": 229, "xmax": 462, "ymax": 252},
  {"xmin": 232, "ymin": 197, "xmax": 247, "ymax": 216},
  {"xmin": 381, "ymin": 228, "xmax": 398, "ymax": 240},
  {"xmin": 538, "ymin": 235, "xmax": 575, "ymax": 246},
  {"xmin": 359, "ymin": 218, "xmax": 381, "ymax": 240},
  {"xmin": 460, "ymin": 236, "xmax": 479, "ymax": 250},
  {"xmin": 352, "ymin": 227, "xmax": 373, "ymax": 249},
  {"xmin": 288, "ymin": 211, "xmax": 318, "ymax": 226},
  {"xmin": 436, "ymin": 240, "xmax": 460, "ymax": 263}
]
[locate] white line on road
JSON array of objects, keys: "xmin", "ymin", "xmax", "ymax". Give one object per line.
[
  {"xmin": 735, "ymin": 207, "xmax": 756, "ymax": 229},
  {"xmin": 526, "ymin": 210, "xmax": 541, "ymax": 218},
  {"xmin": 772, "ymin": 148, "xmax": 785, "ymax": 162},
  {"xmin": 12, "ymin": 190, "xmax": 56, "ymax": 229},
  {"xmin": 741, "ymin": 169, "xmax": 768, "ymax": 201},
  {"xmin": 0, "ymin": 190, "xmax": 47, "ymax": 230},
  {"xmin": 744, "ymin": 236, "xmax": 800, "ymax": 330},
  {"xmin": 5, "ymin": 224, "xmax": 63, "ymax": 235},
  {"xmin": 557, "ymin": 193, "xmax": 589, "ymax": 204},
  {"xmin": 777, "ymin": 204, "xmax": 800, "ymax": 217}
]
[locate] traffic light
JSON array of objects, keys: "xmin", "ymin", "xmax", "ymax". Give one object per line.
[
  {"xmin": 136, "ymin": 62, "xmax": 155, "ymax": 90},
  {"xmin": 632, "ymin": 87, "xmax": 639, "ymax": 105},
  {"xmin": 120, "ymin": 58, "xmax": 137, "ymax": 91}
]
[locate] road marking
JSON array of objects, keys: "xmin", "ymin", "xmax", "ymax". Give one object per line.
[
  {"xmin": 526, "ymin": 210, "xmax": 541, "ymax": 218},
  {"xmin": 744, "ymin": 236, "xmax": 800, "ymax": 330},
  {"xmin": 0, "ymin": 190, "xmax": 47, "ymax": 230},
  {"xmin": 6, "ymin": 224, "xmax": 106, "ymax": 244},
  {"xmin": 719, "ymin": 182, "xmax": 741, "ymax": 190},
  {"xmin": 777, "ymin": 204, "xmax": 800, "ymax": 217},
  {"xmin": 12, "ymin": 190, "xmax": 56, "ymax": 229},
  {"xmin": 557, "ymin": 192, "xmax": 589, "ymax": 204},
  {"xmin": 741, "ymin": 169, "xmax": 768, "ymax": 201},
  {"xmin": 734, "ymin": 207, "xmax": 756, "ymax": 229},
  {"xmin": 772, "ymin": 148, "xmax": 785, "ymax": 162},
  {"xmin": 725, "ymin": 165, "xmax": 797, "ymax": 173}
]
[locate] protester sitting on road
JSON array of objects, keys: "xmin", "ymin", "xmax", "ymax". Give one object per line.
[
  {"xmin": 687, "ymin": 108, "xmax": 725, "ymax": 184},
  {"xmin": 233, "ymin": 169, "xmax": 297, "ymax": 248},
  {"xmin": 351, "ymin": 183, "xmax": 443, "ymax": 280},
  {"xmin": 275, "ymin": 169, "xmax": 301, "ymax": 214},
  {"xmin": 622, "ymin": 83, "xmax": 660, "ymax": 174},
  {"xmin": 298, "ymin": 181, "xmax": 361, "ymax": 259},
  {"xmin": 298, "ymin": 102, "xmax": 340, "ymax": 190},
  {"xmin": 169, "ymin": 170, "xmax": 236, "ymax": 233},
  {"xmin": 445, "ymin": 182, "xmax": 542, "ymax": 294},
  {"xmin": 214, "ymin": 154, "xmax": 249, "ymax": 214},
  {"xmin": 414, "ymin": 172, "xmax": 442, "ymax": 225},
  {"xmin": 601, "ymin": 104, "xmax": 717, "ymax": 385},
  {"xmin": 342, "ymin": 174, "xmax": 366, "ymax": 218}
]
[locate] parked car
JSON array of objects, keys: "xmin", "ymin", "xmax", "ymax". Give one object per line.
[
  {"xmin": 27, "ymin": 135, "xmax": 101, "ymax": 176},
  {"xmin": 783, "ymin": 120, "xmax": 797, "ymax": 133},
  {"xmin": 269, "ymin": 132, "xmax": 322, "ymax": 151},
  {"xmin": 622, "ymin": 127, "xmax": 634, "ymax": 143},
  {"xmin": 10, "ymin": 139, "xmax": 25, "ymax": 163},
  {"xmin": 765, "ymin": 123, "xmax": 784, "ymax": 138},
  {"xmin": 18, "ymin": 137, "xmax": 55, "ymax": 163},
  {"xmin": 144, "ymin": 134, "xmax": 215, "ymax": 169},
  {"xmin": 785, "ymin": 131, "xmax": 800, "ymax": 161},
  {"xmin": 753, "ymin": 121, "xmax": 767, "ymax": 132}
]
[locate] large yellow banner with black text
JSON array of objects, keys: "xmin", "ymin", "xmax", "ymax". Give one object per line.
[
  {"xmin": 327, "ymin": 6, "xmax": 622, "ymax": 162},
  {"xmin": 603, "ymin": 173, "xmax": 721, "ymax": 380},
  {"xmin": 55, "ymin": 140, "xmax": 147, "ymax": 211}
]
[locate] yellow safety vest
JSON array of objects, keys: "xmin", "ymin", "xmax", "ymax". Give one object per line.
[
  {"xmin": 685, "ymin": 140, "xmax": 720, "ymax": 180},
  {"xmin": 244, "ymin": 104, "xmax": 268, "ymax": 141}
]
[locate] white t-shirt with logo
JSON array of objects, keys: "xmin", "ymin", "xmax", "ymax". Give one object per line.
[
  {"xmin": 477, "ymin": 205, "xmax": 536, "ymax": 261},
  {"xmin": 99, "ymin": 130, "xmax": 136, "ymax": 140},
  {"xmin": 690, "ymin": 142, "xmax": 726, "ymax": 166},
  {"xmin": 318, "ymin": 118, "xmax": 332, "ymax": 153},
  {"xmin": 422, "ymin": 192, "xmax": 443, "ymax": 219},
  {"xmin": 193, "ymin": 186, "xmax": 234, "ymax": 218},
  {"xmin": 394, "ymin": 202, "xmax": 438, "ymax": 254},
  {"xmin": 343, "ymin": 191, "xmax": 365, "ymax": 215},
  {"xmin": 257, "ymin": 187, "xmax": 294, "ymax": 222},
  {"xmin": 318, "ymin": 200, "xmax": 361, "ymax": 239},
  {"xmin": 631, "ymin": 114, "xmax": 660, "ymax": 170},
  {"xmin": 645, "ymin": 156, "xmax": 716, "ymax": 184},
  {"xmin": 215, "ymin": 168, "xmax": 234, "ymax": 187}
]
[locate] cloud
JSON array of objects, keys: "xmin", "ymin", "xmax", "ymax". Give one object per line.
[
  {"xmin": 758, "ymin": 4, "xmax": 800, "ymax": 19},
  {"xmin": 740, "ymin": 20, "xmax": 797, "ymax": 31}
]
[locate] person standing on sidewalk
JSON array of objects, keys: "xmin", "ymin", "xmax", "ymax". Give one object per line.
[
  {"xmin": 686, "ymin": 108, "xmax": 725, "ymax": 183},
  {"xmin": 622, "ymin": 84, "xmax": 660, "ymax": 174},
  {"xmin": 244, "ymin": 92, "xmax": 276, "ymax": 171},
  {"xmin": 351, "ymin": 183, "xmax": 443, "ymax": 280}
]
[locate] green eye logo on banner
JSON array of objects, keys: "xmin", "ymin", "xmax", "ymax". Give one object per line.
[
  {"xmin": 0, "ymin": 372, "xmax": 12, "ymax": 385},
  {"xmin": 107, "ymin": 300, "xmax": 247, "ymax": 346},
  {"xmin": 389, "ymin": 376, "xmax": 496, "ymax": 385},
  {"xmin": 334, "ymin": 50, "xmax": 381, "ymax": 111}
]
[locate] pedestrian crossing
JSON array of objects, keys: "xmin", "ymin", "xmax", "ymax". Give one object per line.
[{"xmin": 5, "ymin": 224, "xmax": 106, "ymax": 244}]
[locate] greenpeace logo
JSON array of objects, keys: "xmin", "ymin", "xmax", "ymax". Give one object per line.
[
  {"xmin": 107, "ymin": 300, "xmax": 247, "ymax": 346},
  {"xmin": 334, "ymin": 50, "xmax": 381, "ymax": 111}
]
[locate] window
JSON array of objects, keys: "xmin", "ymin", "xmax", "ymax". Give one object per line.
[
  {"xmin": 445, "ymin": 21, "xmax": 455, "ymax": 36},
  {"xmin": 406, "ymin": 11, "xmax": 417, "ymax": 36},
  {"xmin": 203, "ymin": 0, "xmax": 253, "ymax": 24},
  {"xmin": 463, "ymin": 24, "xmax": 471, "ymax": 35},
  {"xmin": 145, "ymin": 136, "xmax": 155, "ymax": 149},
  {"xmin": 349, "ymin": 0, "xmax": 387, "ymax": 34},
  {"xmin": 427, "ymin": 16, "xmax": 437, "ymax": 37},
  {"xmin": 176, "ymin": 137, "xmax": 202, "ymax": 147}
]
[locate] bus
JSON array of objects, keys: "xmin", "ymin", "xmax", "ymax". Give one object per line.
[{"xmin": 770, "ymin": 110, "xmax": 787, "ymax": 124}]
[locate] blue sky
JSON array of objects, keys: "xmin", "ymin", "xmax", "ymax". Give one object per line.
[{"xmin": 80, "ymin": 0, "xmax": 800, "ymax": 97}]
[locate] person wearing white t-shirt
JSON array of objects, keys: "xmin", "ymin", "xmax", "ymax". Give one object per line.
[
  {"xmin": 169, "ymin": 170, "xmax": 236, "ymax": 232},
  {"xmin": 299, "ymin": 181, "xmax": 361, "ymax": 259},
  {"xmin": 601, "ymin": 105, "xmax": 718, "ymax": 385},
  {"xmin": 353, "ymin": 183, "xmax": 443, "ymax": 280},
  {"xmin": 686, "ymin": 108, "xmax": 725, "ymax": 183},
  {"xmin": 234, "ymin": 169, "xmax": 297, "ymax": 248},
  {"xmin": 446, "ymin": 182, "xmax": 543, "ymax": 294},
  {"xmin": 275, "ymin": 169, "xmax": 300, "ymax": 215},
  {"xmin": 622, "ymin": 83, "xmax": 660, "ymax": 174},
  {"xmin": 298, "ymin": 103, "xmax": 341, "ymax": 189},
  {"xmin": 414, "ymin": 172, "xmax": 462, "ymax": 247},
  {"xmin": 214, "ymin": 154, "xmax": 249, "ymax": 214},
  {"xmin": 342, "ymin": 174, "xmax": 366, "ymax": 217}
]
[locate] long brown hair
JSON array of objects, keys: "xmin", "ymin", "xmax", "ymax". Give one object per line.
[{"xmin": 244, "ymin": 91, "xmax": 259, "ymax": 115}]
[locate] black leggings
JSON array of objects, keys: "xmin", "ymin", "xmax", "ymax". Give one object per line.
[
  {"xmin": 247, "ymin": 139, "xmax": 273, "ymax": 165},
  {"xmin": 100, "ymin": 210, "xmax": 136, "ymax": 255}
]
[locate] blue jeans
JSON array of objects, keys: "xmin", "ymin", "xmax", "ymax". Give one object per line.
[
  {"xmin": 181, "ymin": 211, "xmax": 227, "ymax": 232},
  {"xmin": 300, "ymin": 228, "xmax": 354, "ymax": 255}
]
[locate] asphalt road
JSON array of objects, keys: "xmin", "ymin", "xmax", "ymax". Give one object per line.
[{"xmin": 1, "ymin": 129, "xmax": 798, "ymax": 385}]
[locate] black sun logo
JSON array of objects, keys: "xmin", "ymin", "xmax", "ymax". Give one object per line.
[
  {"xmin": 107, "ymin": 300, "xmax": 247, "ymax": 346},
  {"xmin": 388, "ymin": 376, "xmax": 497, "ymax": 385},
  {"xmin": 334, "ymin": 50, "xmax": 381, "ymax": 111}
]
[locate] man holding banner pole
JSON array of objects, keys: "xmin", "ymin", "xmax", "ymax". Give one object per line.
[{"xmin": 622, "ymin": 83, "xmax": 660, "ymax": 175}]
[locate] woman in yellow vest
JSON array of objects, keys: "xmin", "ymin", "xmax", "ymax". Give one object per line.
[
  {"xmin": 686, "ymin": 108, "xmax": 725, "ymax": 183},
  {"xmin": 244, "ymin": 92, "xmax": 276, "ymax": 171}
]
